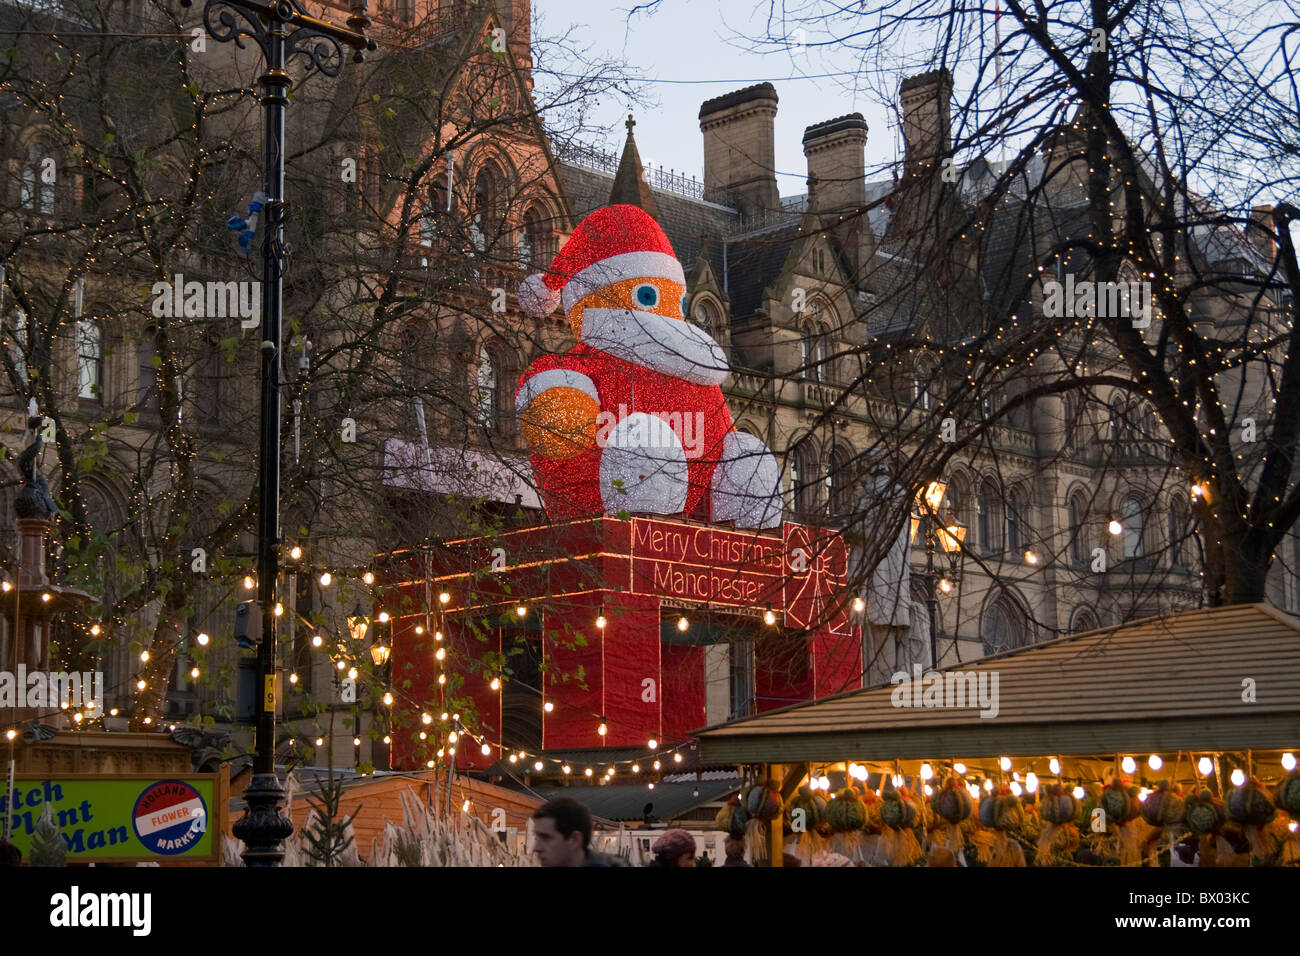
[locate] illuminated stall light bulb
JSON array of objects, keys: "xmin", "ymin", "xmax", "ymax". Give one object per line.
[
  {"xmin": 363, "ymin": 571, "xmax": 375, "ymax": 585},
  {"xmin": 515, "ymin": 605, "xmax": 527, "ymax": 618},
  {"xmin": 439, "ymin": 592, "xmax": 450, "ymax": 604},
  {"xmin": 319, "ymin": 572, "xmax": 332, "ymax": 586},
  {"xmin": 289, "ymin": 546, "xmax": 302, "ymax": 560},
  {"xmin": 435, "ymin": 648, "xmax": 446, "ymax": 661},
  {"xmin": 607, "ymin": 768, "xmax": 615, "ymax": 777},
  {"xmin": 143, "ymin": 717, "xmax": 152, "ymax": 725},
  {"xmin": 562, "ymin": 765, "xmax": 571, "ymax": 775},
  {"xmin": 347, "ymin": 667, "xmax": 358, "ymax": 680},
  {"xmin": 653, "ymin": 760, "xmax": 661, "ymax": 771},
  {"xmin": 677, "ymin": 616, "xmax": 689, "ymax": 632},
  {"xmin": 0, "ymin": 581, "xmax": 9, "ymax": 592},
  {"xmin": 598, "ymin": 720, "xmax": 607, "ymax": 736},
  {"xmin": 920, "ymin": 762, "xmax": 933, "ymax": 780},
  {"xmin": 892, "ymin": 774, "xmax": 903, "ymax": 788},
  {"xmin": 136, "ymin": 679, "xmax": 147, "ymax": 691},
  {"xmin": 415, "ymin": 625, "xmax": 424, "ymax": 635},
  {"xmin": 1138, "ymin": 787, "xmax": 1150, "ymax": 801},
  {"xmin": 383, "ymin": 735, "xmax": 390, "ymax": 745},
  {"xmin": 109, "ymin": 709, "xmax": 118, "ymax": 717},
  {"xmin": 999, "ymin": 756, "xmax": 1011, "ymax": 771},
  {"xmin": 335, "ymin": 660, "xmax": 346, "ymax": 671},
  {"xmin": 311, "ymin": 634, "xmax": 323, "ymax": 647},
  {"xmin": 427, "ymin": 760, "xmax": 435, "ymax": 769},
  {"xmin": 923, "ymin": 784, "xmax": 933, "ymax": 796},
  {"xmin": 447, "ymin": 747, "xmax": 455, "ymax": 756},
  {"xmin": 353, "ymin": 737, "xmax": 361, "ymax": 747},
  {"xmin": 481, "ymin": 744, "xmax": 491, "ymax": 756},
  {"xmin": 377, "ymin": 611, "xmax": 389, "ymax": 623},
  {"xmin": 1049, "ymin": 757, "xmax": 1061, "ymax": 775},
  {"xmin": 1282, "ymin": 752, "xmax": 1297, "ymax": 771},
  {"xmin": 852, "ymin": 596, "xmax": 865, "ymax": 613},
  {"xmin": 434, "ymin": 631, "xmax": 443, "ymax": 642},
  {"xmin": 584, "ymin": 767, "xmax": 593, "ymax": 777},
  {"xmin": 674, "ymin": 753, "xmax": 683, "ymax": 764},
  {"xmin": 534, "ymin": 761, "xmax": 544, "ymax": 771},
  {"xmin": 632, "ymin": 764, "xmax": 640, "ymax": 773},
  {"xmin": 73, "ymin": 712, "xmax": 83, "ymax": 724},
  {"xmin": 648, "ymin": 738, "xmax": 658, "ymax": 749},
  {"xmin": 1121, "ymin": 756, "xmax": 1137, "ymax": 775},
  {"xmin": 1230, "ymin": 769, "xmax": 1246, "ymax": 787},
  {"xmin": 509, "ymin": 754, "xmax": 517, "ymax": 764},
  {"xmin": 763, "ymin": 608, "xmax": 776, "ymax": 625},
  {"xmin": 448, "ymin": 732, "xmax": 457, "ymax": 743},
  {"xmin": 196, "ymin": 632, "xmax": 209, "ymax": 646},
  {"xmin": 1009, "ymin": 781, "xmax": 1023, "ymax": 796},
  {"xmin": 1073, "ymin": 786, "xmax": 1085, "ymax": 799},
  {"xmin": 1198, "ymin": 757, "xmax": 1214, "ymax": 776},
  {"xmin": 1025, "ymin": 772, "xmax": 1038, "ymax": 793},
  {"xmin": 967, "ymin": 784, "xmax": 980, "ymax": 799},
  {"xmin": 984, "ymin": 780, "xmax": 994, "ymax": 792},
  {"xmin": 596, "ymin": 613, "xmax": 606, "ymax": 629},
  {"xmin": 953, "ymin": 762, "xmax": 966, "ymax": 775},
  {"xmin": 441, "ymin": 713, "xmax": 449, "ymax": 721},
  {"xmin": 543, "ymin": 701, "xmax": 554, "ymax": 713},
  {"xmin": 421, "ymin": 712, "xmax": 432, "ymax": 725},
  {"xmin": 382, "ymin": 692, "xmax": 393, "ymax": 706},
  {"xmin": 1148, "ymin": 754, "xmax": 1163, "ymax": 771},
  {"xmin": 648, "ymin": 783, "xmax": 655, "ymax": 790},
  {"xmin": 437, "ymin": 675, "xmax": 446, "ymax": 685}
]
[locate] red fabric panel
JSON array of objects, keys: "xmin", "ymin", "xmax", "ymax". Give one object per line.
[
  {"xmin": 660, "ymin": 643, "xmax": 706, "ymax": 743},
  {"xmin": 600, "ymin": 593, "xmax": 661, "ymax": 746},
  {"xmin": 811, "ymin": 626, "xmax": 862, "ymax": 699},
  {"xmin": 389, "ymin": 615, "xmax": 437, "ymax": 772},
  {"xmin": 450, "ymin": 624, "xmax": 502, "ymax": 771},
  {"xmin": 755, "ymin": 631, "xmax": 811, "ymax": 713},
  {"xmin": 542, "ymin": 600, "xmax": 604, "ymax": 751}
]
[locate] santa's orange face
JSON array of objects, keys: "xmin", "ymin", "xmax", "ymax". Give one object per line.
[{"xmin": 568, "ymin": 276, "xmax": 687, "ymax": 341}]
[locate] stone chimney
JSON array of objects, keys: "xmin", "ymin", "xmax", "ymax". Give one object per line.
[
  {"xmin": 899, "ymin": 69, "xmax": 953, "ymax": 178},
  {"xmin": 1247, "ymin": 205, "xmax": 1277, "ymax": 260},
  {"xmin": 802, "ymin": 113, "xmax": 867, "ymax": 213},
  {"xmin": 699, "ymin": 83, "xmax": 780, "ymax": 216}
]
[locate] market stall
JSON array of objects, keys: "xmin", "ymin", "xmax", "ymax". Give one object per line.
[{"xmin": 695, "ymin": 603, "xmax": 1300, "ymax": 866}]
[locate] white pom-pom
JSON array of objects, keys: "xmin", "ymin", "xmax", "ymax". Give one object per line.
[{"xmin": 518, "ymin": 273, "xmax": 562, "ymax": 317}]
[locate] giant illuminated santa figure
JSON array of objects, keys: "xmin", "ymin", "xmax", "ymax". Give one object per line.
[{"xmin": 515, "ymin": 204, "xmax": 783, "ymax": 528}]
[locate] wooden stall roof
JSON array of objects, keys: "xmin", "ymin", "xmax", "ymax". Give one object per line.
[{"xmin": 694, "ymin": 603, "xmax": 1300, "ymax": 764}]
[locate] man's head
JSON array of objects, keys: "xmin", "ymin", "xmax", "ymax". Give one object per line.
[
  {"xmin": 532, "ymin": 797, "xmax": 593, "ymax": 867},
  {"xmin": 724, "ymin": 836, "xmax": 745, "ymax": 860}
]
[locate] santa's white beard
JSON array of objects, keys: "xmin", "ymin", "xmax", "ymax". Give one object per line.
[{"xmin": 581, "ymin": 307, "xmax": 728, "ymax": 385}]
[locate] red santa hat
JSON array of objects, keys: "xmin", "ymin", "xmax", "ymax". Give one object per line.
[{"xmin": 517, "ymin": 204, "xmax": 685, "ymax": 318}]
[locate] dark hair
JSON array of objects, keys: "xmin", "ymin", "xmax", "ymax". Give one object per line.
[
  {"xmin": 0, "ymin": 839, "xmax": 21, "ymax": 866},
  {"xmin": 533, "ymin": 797, "xmax": 592, "ymax": 848}
]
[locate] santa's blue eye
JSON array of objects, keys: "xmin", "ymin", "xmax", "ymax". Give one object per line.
[{"xmin": 634, "ymin": 284, "xmax": 659, "ymax": 308}]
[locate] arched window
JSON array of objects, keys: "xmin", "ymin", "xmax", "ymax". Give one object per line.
[
  {"xmin": 1069, "ymin": 606, "xmax": 1100, "ymax": 634},
  {"xmin": 789, "ymin": 443, "xmax": 817, "ymax": 514},
  {"xmin": 1062, "ymin": 394, "xmax": 1077, "ymax": 450},
  {"xmin": 800, "ymin": 323, "xmax": 828, "ymax": 382},
  {"xmin": 946, "ymin": 474, "xmax": 968, "ymax": 523},
  {"xmin": 827, "ymin": 447, "xmax": 854, "ymax": 518},
  {"xmin": 692, "ymin": 297, "xmax": 721, "ymax": 335},
  {"xmin": 21, "ymin": 143, "xmax": 55, "ymax": 215},
  {"xmin": 476, "ymin": 346, "xmax": 498, "ymax": 429},
  {"xmin": 982, "ymin": 592, "xmax": 1028, "ymax": 655},
  {"xmin": 978, "ymin": 479, "xmax": 1002, "ymax": 554},
  {"xmin": 1168, "ymin": 496, "xmax": 1189, "ymax": 568},
  {"xmin": 471, "ymin": 162, "xmax": 501, "ymax": 252},
  {"xmin": 76, "ymin": 319, "xmax": 101, "ymax": 400},
  {"xmin": 1006, "ymin": 487, "xmax": 1029, "ymax": 553},
  {"xmin": 518, "ymin": 205, "xmax": 550, "ymax": 271},
  {"xmin": 1120, "ymin": 496, "xmax": 1144, "ymax": 559},
  {"xmin": 1068, "ymin": 490, "xmax": 1090, "ymax": 565}
]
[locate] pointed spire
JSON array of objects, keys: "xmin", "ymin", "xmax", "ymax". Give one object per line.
[{"xmin": 609, "ymin": 113, "xmax": 661, "ymax": 217}]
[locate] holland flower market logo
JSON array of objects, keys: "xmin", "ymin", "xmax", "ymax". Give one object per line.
[{"xmin": 0, "ymin": 666, "xmax": 104, "ymax": 715}]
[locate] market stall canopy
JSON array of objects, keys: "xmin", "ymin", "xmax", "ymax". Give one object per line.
[
  {"xmin": 534, "ymin": 774, "xmax": 739, "ymax": 823},
  {"xmin": 383, "ymin": 438, "xmax": 542, "ymax": 509},
  {"xmin": 693, "ymin": 604, "xmax": 1300, "ymax": 764}
]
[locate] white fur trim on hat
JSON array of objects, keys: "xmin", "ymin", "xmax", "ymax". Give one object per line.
[
  {"xmin": 515, "ymin": 369, "xmax": 599, "ymax": 411},
  {"xmin": 560, "ymin": 251, "xmax": 686, "ymax": 313},
  {"xmin": 519, "ymin": 272, "xmax": 562, "ymax": 318}
]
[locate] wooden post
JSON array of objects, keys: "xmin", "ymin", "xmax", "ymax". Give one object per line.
[{"xmin": 767, "ymin": 763, "xmax": 782, "ymax": 867}]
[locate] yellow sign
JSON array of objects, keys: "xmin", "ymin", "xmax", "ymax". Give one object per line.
[{"xmin": 263, "ymin": 674, "xmax": 275, "ymax": 712}]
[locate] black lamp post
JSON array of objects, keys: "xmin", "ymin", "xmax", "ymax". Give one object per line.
[
  {"xmin": 182, "ymin": 0, "xmax": 376, "ymax": 866},
  {"xmin": 910, "ymin": 482, "xmax": 965, "ymax": 667}
]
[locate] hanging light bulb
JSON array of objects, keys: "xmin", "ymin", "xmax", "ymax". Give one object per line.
[
  {"xmin": 653, "ymin": 760, "xmax": 661, "ymax": 770},
  {"xmin": 892, "ymin": 774, "xmax": 903, "ymax": 788},
  {"xmin": 1009, "ymin": 781, "xmax": 1023, "ymax": 796},
  {"xmin": 347, "ymin": 667, "xmax": 358, "ymax": 680},
  {"xmin": 999, "ymin": 756, "xmax": 1011, "ymax": 771},
  {"xmin": 763, "ymin": 607, "xmax": 776, "ymax": 626},
  {"xmin": 90, "ymin": 624, "xmax": 101, "ymax": 637},
  {"xmin": 534, "ymin": 760, "xmax": 544, "ymax": 771},
  {"xmin": 562, "ymin": 765, "xmax": 571, "ymax": 775},
  {"xmin": 383, "ymin": 735, "xmax": 391, "ymax": 745},
  {"xmin": 509, "ymin": 754, "xmax": 518, "ymax": 764},
  {"xmin": 674, "ymin": 753, "xmax": 683, "ymax": 764},
  {"xmin": 1148, "ymin": 754, "xmax": 1163, "ymax": 771},
  {"xmin": 677, "ymin": 616, "xmax": 689, "ymax": 632},
  {"xmin": 953, "ymin": 762, "xmax": 966, "ymax": 775},
  {"xmin": 434, "ymin": 648, "xmax": 445, "ymax": 661},
  {"xmin": 314, "ymin": 737, "xmax": 324, "ymax": 747},
  {"xmin": 1073, "ymin": 785, "xmax": 1085, "ymax": 799},
  {"xmin": 481, "ymin": 744, "xmax": 491, "ymax": 756},
  {"xmin": 335, "ymin": 660, "xmax": 346, "ymax": 671},
  {"xmin": 597, "ymin": 718, "xmax": 607, "ymax": 736},
  {"xmin": 1108, "ymin": 519, "xmax": 1123, "ymax": 536},
  {"xmin": 852, "ymin": 596, "xmax": 865, "ymax": 613},
  {"xmin": 648, "ymin": 738, "xmax": 658, "ymax": 749},
  {"xmin": 353, "ymin": 737, "xmax": 361, "ymax": 747},
  {"xmin": 439, "ymin": 591, "xmax": 450, "ymax": 604},
  {"xmin": 190, "ymin": 667, "xmax": 200, "ymax": 679},
  {"xmin": 243, "ymin": 575, "xmax": 255, "ymax": 590},
  {"xmin": 363, "ymin": 571, "xmax": 375, "ymax": 585},
  {"xmin": 1049, "ymin": 757, "xmax": 1061, "ymax": 775},
  {"xmin": 447, "ymin": 731, "xmax": 457, "ymax": 743},
  {"xmin": 516, "ymin": 605, "xmax": 527, "ymax": 617},
  {"xmin": 382, "ymin": 692, "xmax": 393, "ymax": 706},
  {"xmin": 319, "ymin": 571, "xmax": 332, "ymax": 586},
  {"xmin": 1283, "ymin": 753, "xmax": 1297, "ymax": 771},
  {"xmin": 632, "ymin": 764, "xmax": 640, "ymax": 773},
  {"xmin": 584, "ymin": 767, "xmax": 593, "ymax": 777},
  {"xmin": 543, "ymin": 701, "xmax": 554, "ymax": 713},
  {"xmin": 274, "ymin": 603, "xmax": 284, "ymax": 617},
  {"xmin": 140, "ymin": 650, "xmax": 150, "ymax": 663},
  {"xmin": 1121, "ymin": 756, "xmax": 1137, "ymax": 774},
  {"xmin": 919, "ymin": 762, "xmax": 933, "ymax": 780},
  {"xmin": 289, "ymin": 545, "xmax": 302, "ymax": 560},
  {"xmin": 596, "ymin": 612, "xmax": 606, "ymax": 629},
  {"xmin": 290, "ymin": 673, "xmax": 299, "ymax": 684},
  {"xmin": 136, "ymin": 679, "xmax": 146, "ymax": 691},
  {"xmin": 421, "ymin": 712, "xmax": 432, "ymax": 725},
  {"xmin": 1025, "ymin": 772, "xmax": 1039, "ymax": 793},
  {"xmin": 311, "ymin": 634, "xmax": 322, "ymax": 647},
  {"xmin": 196, "ymin": 632, "xmax": 209, "ymax": 646},
  {"xmin": 489, "ymin": 677, "xmax": 500, "ymax": 691},
  {"xmin": 1230, "ymin": 769, "xmax": 1246, "ymax": 787}
]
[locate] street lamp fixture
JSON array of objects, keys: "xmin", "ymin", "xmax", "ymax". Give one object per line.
[
  {"xmin": 347, "ymin": 603, "xmax": 369, "ymax": 643},
  {"xmin": 369, "ymin": 641, "xmax": 390, "ymax": 667}
]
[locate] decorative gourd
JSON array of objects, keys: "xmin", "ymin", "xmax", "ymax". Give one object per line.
[
  {"xmin": 1184, "ymin": 789, "xmax": 1226, "ymax": 834},
  {"xmin": 978, "ymin": 787, "xmax": 1023, "ymax": 831},
  {"xmin": 930, "ymin": 778, "xmax": 973, "ymax": 824},
  {"xmin": 1226, "ymin": 779, "xmax": 1275, "ymax": 827},
  {"xmin": 880, "ymin": 779, "xmax": 918, "ymax": 830},
  {"xmin": 1100, "ymin": 780, "xmax": 1140, "ymax": 824},
  {"xmin": 1272, "ymin": 771, "xmax": 1300, "ymax": 817},
  {"xmin": 859, "ymin": 788, "xmax": 885, "ymax": 833},
  {"xmin": 1140, "ymin": 780, "xmax": 1186, "ymax": 827},
  {"xmin": 744, "ymin": 780, "xmax": 783, "ymax": 821},
  {"xmin": 715, "ymin": 794, "xmax": 749, "ymax": 838},
  {"xmin": 785, "ymin": 785, "xmax": 825, "ymax": 832},
  {"xmin": 1038, "ymin": 784, "xmax": 1079, "ymax": 825},
  {"xmin": 825, "ymin": 788, "xmax": 867, "ymax": 832}
]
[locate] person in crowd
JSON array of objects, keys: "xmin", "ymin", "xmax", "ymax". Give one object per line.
[
  {"xmin": 531, "ymin": 796, "xmax": 627, "ymax": 867},
  {"xmin": 647, "ymin": 828, "xmax": 697, "ymax": 867},
  {"xmin": 722, "ymin": 836, "xmax": 749, "ymax": 867}
]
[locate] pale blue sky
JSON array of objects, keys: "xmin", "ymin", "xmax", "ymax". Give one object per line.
[{"xmin": 535, "ymin": 0, "xmax": 904, "ymax": 198}]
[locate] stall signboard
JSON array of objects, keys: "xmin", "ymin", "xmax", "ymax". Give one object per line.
[{"xmin": 0, "ymin": 773, "xmax": 225, "ymax": 863}]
